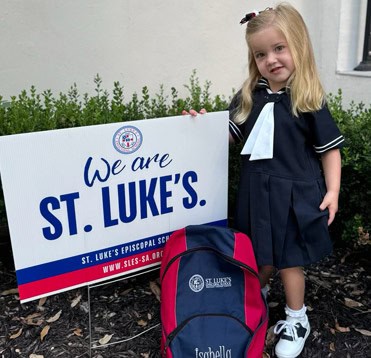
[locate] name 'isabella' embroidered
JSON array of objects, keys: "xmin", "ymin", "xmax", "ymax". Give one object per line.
[{"xmin": 195, "ymin": 346, "xmax": 232, "ymax": 358}]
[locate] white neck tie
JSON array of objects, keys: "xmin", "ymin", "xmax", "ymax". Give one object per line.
[
  {"xmin": 241, "ymin": 90, "xmax": 283, "ymax": 160},
  {"xmin": 241, "ymin": 102, "xmax": 274, "ymax": 160}
]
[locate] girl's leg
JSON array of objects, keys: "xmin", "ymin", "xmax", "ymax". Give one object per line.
[
  {"xmin": 274, "ymin": 266, "xmax": 310, "ymax": 358},
  {"xmin": 258, "ymin": 265, "xmax": 275, "ymax": 287},
  {"xmin": 279, "ymin": 266, "xmax": 305, "ymax": 309}
]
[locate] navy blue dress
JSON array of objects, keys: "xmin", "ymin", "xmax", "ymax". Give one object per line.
[{"xmin": 229, "ymin": 79, "xmax": 344, "ymax": 269}]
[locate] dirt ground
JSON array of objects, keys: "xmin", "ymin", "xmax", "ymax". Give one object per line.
[{"xmin": 0, "ymin": 243, "xmax": 370, "ymax": 358}]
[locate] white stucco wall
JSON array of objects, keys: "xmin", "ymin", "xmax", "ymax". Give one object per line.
[
  {"xmin": 317, "ymin": 0, "xmax": 370, "ymax": 104},
  {"xmin": 1, "ymin": 0, "xmax": 369, "ymax": 106}
]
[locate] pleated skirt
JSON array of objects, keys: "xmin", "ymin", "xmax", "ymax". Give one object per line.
[{"xmin": 234, "ymin": 172, "xmax": 333, "ymax": 269}]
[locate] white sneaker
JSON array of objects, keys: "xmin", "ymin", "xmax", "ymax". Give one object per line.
[{"xmin": 274, "ymin": 315, "xmax": 310, "ymax": 358}]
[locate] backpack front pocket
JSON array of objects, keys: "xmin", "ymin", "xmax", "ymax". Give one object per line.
[{"xmin": 164, "ymin": 314, "xmax": 253, "ymax": 357}]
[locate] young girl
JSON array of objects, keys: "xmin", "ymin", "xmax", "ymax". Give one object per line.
[{"xmin": 227, "ymin": 3, "xmax": 344, "ymax": 358}]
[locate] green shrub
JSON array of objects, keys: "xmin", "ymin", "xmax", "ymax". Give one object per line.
[
  {"xmin": 327, "ymin": 89, "xmax": 371, "ymax": 243},
  {"xmin": 0, "ymin": 72, "xmax": 230, "ymax": 135}
]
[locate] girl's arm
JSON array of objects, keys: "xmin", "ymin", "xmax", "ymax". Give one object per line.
[{"xmin": 319, "ymin": 148, "xmax": 342, "ymax": 225}]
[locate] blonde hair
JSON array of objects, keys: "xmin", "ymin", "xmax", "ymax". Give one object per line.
[{"xmin": 234, "ymin": 3, "xmax": 325, "ymax": 124}]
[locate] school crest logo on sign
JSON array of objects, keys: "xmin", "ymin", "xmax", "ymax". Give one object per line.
[{"xmin": 113, "ymin": 126, "xmax": 143, "ymax": 154}]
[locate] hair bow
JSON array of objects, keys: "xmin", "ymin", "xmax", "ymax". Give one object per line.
[
  {"xmin": 240, "ymin": 11, "xmax": 259, "ymax": 24},
  {"xmin": 240, "ymin": 8, "xmax": 273, "ymax": 25}
]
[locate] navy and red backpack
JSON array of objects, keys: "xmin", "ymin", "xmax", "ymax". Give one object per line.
[{"xmin": 160, "ymin": 225, "xmax": 268, "ymax": 357}]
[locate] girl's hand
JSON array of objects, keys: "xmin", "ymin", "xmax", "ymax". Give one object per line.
[
  {"xmin": 320, "ymin": 149, "xmax": 341, "ymax": 226},
  {"xmin": 319, "ymin": 190, "xmax": 339, "ymax": 226},
  {"xmin": 182, "ymin": 108, "xmax": 207, "ymax": 116}
]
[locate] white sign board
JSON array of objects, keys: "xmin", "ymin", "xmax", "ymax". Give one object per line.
[{"xmin": 0, "ymin": 112, "xmax": 229, "ymax": 302}]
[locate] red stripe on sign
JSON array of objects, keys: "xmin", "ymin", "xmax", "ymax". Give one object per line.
[{"xmin": 18, "ymin": 248, "xmax": 163, "ymax": 301}]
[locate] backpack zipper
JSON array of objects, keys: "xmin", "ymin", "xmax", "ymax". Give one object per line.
[{"xmin": 161, "ymin": 246, "xmax": 259, "ymax": 282}]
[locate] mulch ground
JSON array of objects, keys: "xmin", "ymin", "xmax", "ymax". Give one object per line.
[{"xmin": 0, "ymin": 243, "xmax": 370, "ymax": 358}]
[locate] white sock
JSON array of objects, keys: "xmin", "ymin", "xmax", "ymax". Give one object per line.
[{"xmin": 285, "ymin": 304, "xmax": 307, "ymax": 322}]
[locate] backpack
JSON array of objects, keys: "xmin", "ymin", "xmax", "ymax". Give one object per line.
[{"xmin": 160, "ymin": 225, "xmax": 268, "ymax": 357}]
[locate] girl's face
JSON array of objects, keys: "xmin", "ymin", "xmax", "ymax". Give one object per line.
[{"xmin": 249, "ymin": 26, "xmax": 295, "ymax": 92}]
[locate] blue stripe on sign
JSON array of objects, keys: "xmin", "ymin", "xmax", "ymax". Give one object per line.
[
  {"xmin": 16, "ymin": 231, "xmax": 171, "ymax": 284},
  {"xmin": 16, "ymin": 219, "xmax": 227, "ymax": 285}
]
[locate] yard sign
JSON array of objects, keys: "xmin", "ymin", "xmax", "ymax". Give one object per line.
[{"xmin": 0, "ymin": 112, "xmax": 229, "ymax": 302}]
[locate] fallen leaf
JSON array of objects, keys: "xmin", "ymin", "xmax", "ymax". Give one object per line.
[
  {"xmin": 354, "ymin": 328, "xmax": 371, "ymax": 336},
  {"xmin": 268, "ymin": 302, "xmax": 279, "ymax": 308},
  {"xmin": 46, "ymin": 310, "xmax": 62, "ymax": 323},
  {"xmin": 329, "ymin": 342, "xmax": 336, "ymax": 351},
  {"xmin": 71, "ymin": 294, "xmax": 82, "ymax": 308},
  {"xmin": 351, "ymin": 290, "xmax": 364, "ymax": 296},
  {"xmin": 38, "ymin": 297, "xmax": 47, "ymax": 307},
  {"xmin": 335, "ymin": 321, "xmax": 350, "ymax": 333},
  {"xmin": 137, "ymin": 319, "xmax": 148, "ymax": 327},
  {"xmin": 99, "ymin": 334, "xmax": 113, "ymax": 345},
  {"xmin": 344, "ymin": 283, "xmax": 358, "ymax": 289},
  {"xmin": 149, "ymin": 281, "xmax": 161, "ymax": 302},
  {"xmin": 312, "ymin": 330, "xmax": 320, "ymax": 340},
  {"xmin": 141, "ymin": 353, "xmax": 150, "ymax": 358},
  {"xmin": 40, "ymin": 325, "xmax": 50, "ymax": 341},
  {"xmin": 73, "ymin": 328, "xmax": 83, "ymax": 337},
  {"xmin": 307, "ymin": 275, "xmax": 331, "ymax": 289},
  {"xmin": 1, "ymin": 288, "xmax": 19, "ymax": 296},
  {"xmin": 29, "ymin": 354, "xmax": 44, "ymax": 358},
  {"xmin": 23, "ymin": 313, "xmax": 44, "ymax": 326},
  {"xmin": 340, "ymin": 252, "xmax": 351, "ymax": 263},
  {"xmin": 9, "ymin": 328, "xmax": 23, "ymax": 339},
  {"xmin": 265, "ymin": 325, "xmax": 276, "ymax": 347},
  {"xmin": 121, "ymin": 288, "xmax": 134, "ymax": 295},
  {"xmin": 344, "ymin": 298, "xmax": 363, "ymax": 308}
]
